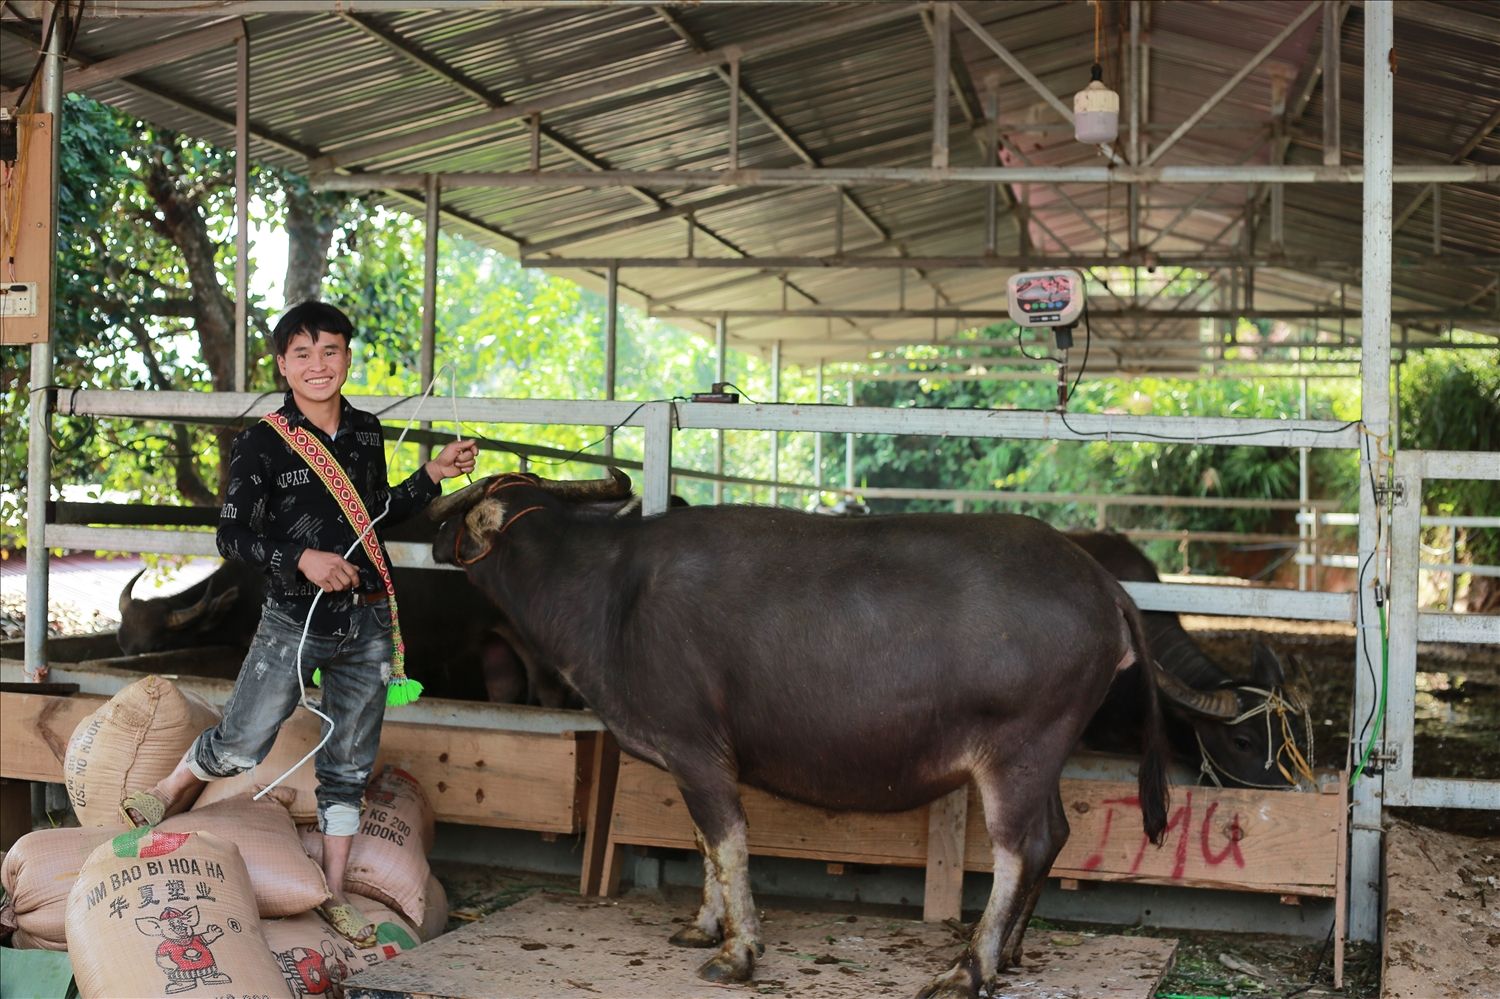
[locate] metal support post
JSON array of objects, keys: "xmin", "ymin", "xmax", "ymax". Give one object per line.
[
  {"xmin": 1431, "ymin": 184, "xmax": 1442, "ymax": 255},
  {"xmin": 640, "ymin": 403, "xmax": 673, "ymax": 516},
  {"xmin": 844, "ymin": 380, "xmax": 856, "ymax": 493},
  {"xmin": 1349, "ymin": 0, "xmax": 1393, "ymax": 945},
  {"xmin": 604, "ymin": 263, "xmax": 619, "ymax": 458},
  {"xmin": 1323, "ymin": 1, "xmax": 1341, "ymax": 166},
  {"xmin": 420, "ymin": 174, "xmax": 440, "ymax": 461},
  {"xmin": 984, "ymin": 77, "xmax": 999, "ymax": 255},
  {"xmin": 814, "ymin": 360, "xmax": 824, "ymax": 498},
  {"xmin": 1298, "ymin": 366, "xmax": 1310, "ymax": 591},
  {"xmin": 234, "ymin": 26, "xmax": 249, "ymax": 392},
  {"xmin": 714, "ymin": 316, "xmax": 727, "ymax": 504},
  {"xmin": 931, "ymin": 2, "xmax": 950, "ymax": 169},
  {"xmin": 24, "ymin": 3, "xmax": 66, "ymax": 682},
  {"xmin": 770, "ymin": 341, "xmax": 782, "ymax": 506},
  {"xmin": 727, "ymin": 55, "xmax": 740, "ymax": 169}
]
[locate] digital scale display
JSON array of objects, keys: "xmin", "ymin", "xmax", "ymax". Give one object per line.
[{"xmin": 1006, "ymin": 269, "xmax": 1085, "ymax": 328}]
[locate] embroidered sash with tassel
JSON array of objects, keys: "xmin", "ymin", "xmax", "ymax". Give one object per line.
[{"xmin": 262, "ymin": 412, "xmax": 423, "ymax": 706}]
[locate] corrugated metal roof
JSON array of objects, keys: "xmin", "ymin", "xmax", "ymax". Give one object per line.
[{"xmin": 2, "ymin": 0, "xmax": 1496, "ymax": 371}]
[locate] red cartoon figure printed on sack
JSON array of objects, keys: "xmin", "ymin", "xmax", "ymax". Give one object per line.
[
  {"xmin": 277, "ymin": 941, "xmax": 348, "ymax": 996},
  {"xmin": 134, "ymin": 905, "xmax": 232, "ymax": 994}
]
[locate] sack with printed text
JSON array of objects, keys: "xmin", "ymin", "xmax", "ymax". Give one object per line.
[
  {"xmin": 263, "ymin": 896, "xmax": 419, "ymax": 997},
  {"xmin": 64, "ymin": 675, "xmax": 219, "ymax": 826},
  {"xmin": 65, "ymin": 827, "xmax": 292, "ymax": 998},
  {"xmin": 298, "ymin": 766, "xmax": 434, "ymax": 927}
]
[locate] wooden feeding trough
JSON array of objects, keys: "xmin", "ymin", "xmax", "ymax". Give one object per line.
[
  {"xmin": 597, "ymin": 751, "xmax": 1349, "ymax": 978},
  {"xmin": 0, "ymin": 659, "xmax": 605, "ymax": 848}
]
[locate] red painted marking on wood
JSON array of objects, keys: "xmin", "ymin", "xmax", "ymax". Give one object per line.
[{"xmin": 1200, "ymin": 801, "xmax": 1246, "ymax": 869}]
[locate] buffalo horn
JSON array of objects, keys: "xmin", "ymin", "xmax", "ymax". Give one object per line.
[
  {"xmin": 165, "ymin": 585, "xmax": 215, "ymax": 631},
  {"xmin": 535, "ymin": 467, "xmax": 632, "ymax": 502},
  {"xmin": 119, "ymin": 569, "xmax": 148, "ymax": 614},
  {"xmin": 1149, "ymin": 661, "xmax": 1241, "ymax": 721},
  {"xmin": 426, "ymin": 475, "xmax": 497, "ymax": 523},
  {"xmin": 1283, "ymin": 653, "xmax": 1313, "ymax": 711}
]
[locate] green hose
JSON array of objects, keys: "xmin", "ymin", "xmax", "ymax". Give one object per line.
[{"xmin": 1349, "ymin": 600, "xmax": 1389, "ymax": 785}]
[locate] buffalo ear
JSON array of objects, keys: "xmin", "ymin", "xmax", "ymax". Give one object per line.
[{"xmin": 1250, "ymin": 641, "xmax": 1287, "ymax": 690}]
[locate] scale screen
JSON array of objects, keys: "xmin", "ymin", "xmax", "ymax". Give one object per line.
[{"xmin": 1007, "ymin": 270, "xmax": 1084, "ymax": 328}]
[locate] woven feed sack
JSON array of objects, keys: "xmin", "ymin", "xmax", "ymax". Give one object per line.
[
  {"xmin": 64, "ymin": 675, "xmax": 220, "ymax": 826},
  {"xmin": 191, "ymin": 708, "xmax": 325, "ymax": 824},
  {"xmin": 296, "ymin": 767, "xmax": 435, "ymax": 929},
  {"xmin": 262, "ymin": 897, "xmax": 419, "ymax": 997},
  {"xmin": 0, "ymin": 826, "xmax": 122, "ymax": 950},
  {"xmin": 65, "ymin": 827, "xmax": 292, "ymax": 998},
  {"xmin": 417, "ymin": 872, "xmax": 449, "ymax": 942},
  {"xmin": 158, "ymin": 790, "xmax": 330, "ymax": 918}
]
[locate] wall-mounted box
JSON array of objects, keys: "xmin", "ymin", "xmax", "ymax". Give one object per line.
[{"xmin": 0, "ymin": 113, "xmax": 52, "ymax": 346}]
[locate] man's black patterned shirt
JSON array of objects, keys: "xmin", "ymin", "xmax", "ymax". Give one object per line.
[{"xmin": 216, "ymin": 391, "xmax": 439, "ymax": 633}]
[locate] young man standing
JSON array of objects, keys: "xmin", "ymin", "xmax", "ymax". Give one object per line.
[{"xmin": 121, "ymin": 301, "xmax": 478, "ymax": 943}]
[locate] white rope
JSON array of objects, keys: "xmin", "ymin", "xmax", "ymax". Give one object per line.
[
  {"xmin": 1193, "ymin": 684, "xmax": 1317, "ymax": 790},
  {"xmin": 255, "ymin": 367, "xmax": 462, "ymax": 801}
]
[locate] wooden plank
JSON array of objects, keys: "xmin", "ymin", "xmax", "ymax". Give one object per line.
[
  {"xmin": 578, "ymin": 731, "xmax": 621, "ymax": 896},
  {"xmin": 0, "ymin": 691, "xmax": 585, "ymax": 833},
  {"xmin": 0, "ymin": 691, "xmax": 105, "ymax": 781},
  {"xmin": 1033, "ymin": 780, "xmax": 1344, "ymax": 896},
  {"xmin": 610, "ymin": 756, "xmax": 1342, "ymax": 897},
  {"xmin": 1380, "ymin": 819, "xmax": 1500, "ymax": 999},
  {"xmin": 922, "ymin": 786, "xmax": 967, "ymax": 922},
  {"xmin": 344, "ymin": 891, "xmax": 1178, "ymax": 999},
  {"xmin": 611, "ymin": 755, "xmax": 927, "ymax": 865}
]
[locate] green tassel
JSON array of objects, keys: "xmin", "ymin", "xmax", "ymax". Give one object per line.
[
  {"xmin": 311, "ymin": 667, "xmax": 322, "ymax": 688},
  {"xmin": 386, "ymin": 677, "xmax": 423, "ymax": 707}
]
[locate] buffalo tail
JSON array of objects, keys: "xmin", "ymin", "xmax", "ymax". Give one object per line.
[{"xmin": 1122, "ymin": 600, "xmax": 1171, "ymax": 845}]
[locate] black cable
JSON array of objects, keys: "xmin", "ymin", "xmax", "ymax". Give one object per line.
[
  {"xmin": 1015, "ymin": 327, "xmax": 1057, "ymax": 365},
  {"xmin": 1354, "ymin": 429, "xmax": 1386, "ymax": 750},
  {"xmin": 1066, "ymin": 303, "xmax": 1093, "ymax": 403},
  {"xmin": 1057, "ymin": 408, "xmax": 1361, "ymax": 445},
  {"xmin": 716, "ymin": 381, "xmax": 761, "ymax": 405}
]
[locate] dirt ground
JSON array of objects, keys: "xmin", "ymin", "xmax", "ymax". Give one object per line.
[{"xmin": 429, "ymin": 860, "xmax": 1382, "ymax": 998}]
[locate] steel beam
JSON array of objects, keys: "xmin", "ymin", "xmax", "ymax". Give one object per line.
[
  {"xmin": 518, "ymin": 252, "xmax": 1500, "ymax": 272},
  {"xmin": 58, "ymin": 389, "xmax": 1362, "ymax": 449},
  {"xmin": 649, "ymin": 306, "xmax": 1488, "ymax": 322},
  {"xmin": 63, "ymin": 18, "xmax": 243, "ymax": 92},
  {"xmin": 308, "ymin": 3, "xmax": 922, "ymax": 172},
  {"xmin": 312, "ymin": 164, "xmax": 1500, "ymax": 190}
]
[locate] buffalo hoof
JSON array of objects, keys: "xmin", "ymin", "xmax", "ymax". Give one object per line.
[
  {"xmin": 913, "ymin": 958, "xmax": 979, "ymax": 999},
  {"xmin": 668, "ymin": 925, "xmax": 721, "ymax": 949},
  {"xmin": 696, "ymin": 942, "xmax": 755, "ymax": 983}
]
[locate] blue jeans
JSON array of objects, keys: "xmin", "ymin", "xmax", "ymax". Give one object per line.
[{"xmin": 188, "ymin": 600, "xmax": 392, "ymax": 835}]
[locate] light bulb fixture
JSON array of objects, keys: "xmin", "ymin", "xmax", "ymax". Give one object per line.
[{"xmin": 1074, "ymin": 62, "xmax": 1119, "ymax": 145}]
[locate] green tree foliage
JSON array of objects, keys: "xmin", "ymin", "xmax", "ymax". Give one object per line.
[
  {"xmin": 1397, "ymin": 343, "xmax": 1500, "ymax": 588},
  {"xmin": 852, "ymin": 325, "xmax": 1363, "ymax": 573}
]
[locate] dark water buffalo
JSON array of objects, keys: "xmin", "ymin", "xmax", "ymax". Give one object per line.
[
  {"xmin": 428, "ymin": 470, "xmax": 1170, "ymax": 997},
  {"xmin": 117, "ymin": 559, "xmax": 264, "ymax": 654},
  {"xmin": 1067, "ymin": 531, "xmax": 1314, "ymax": 789},
  {"xmin": 116, "ymin": 552, "xmax": 525, "ymax": 704}
]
